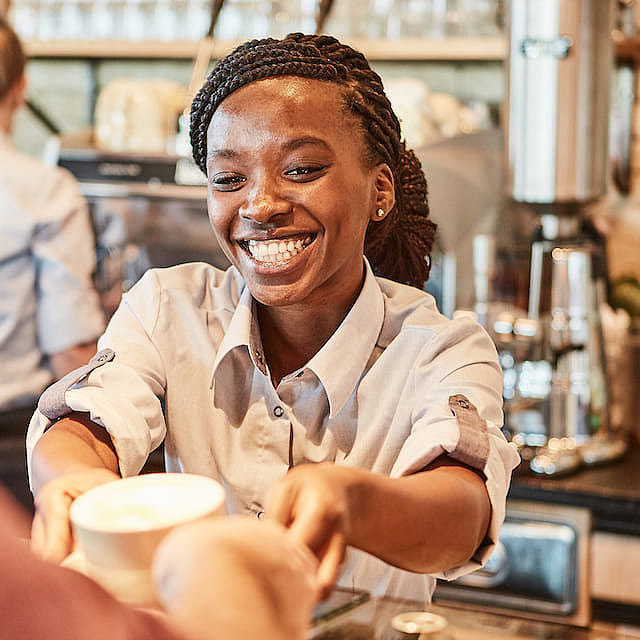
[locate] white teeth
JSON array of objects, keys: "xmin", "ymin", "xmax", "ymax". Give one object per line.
[{"xmin": 246, "ymin": 236, "xmax": 312, "ymax": 263}]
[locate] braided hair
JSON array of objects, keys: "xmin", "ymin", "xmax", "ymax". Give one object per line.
[{"xmin": 190, "ymin": 33, "xmax": 436, "ymax": 288}]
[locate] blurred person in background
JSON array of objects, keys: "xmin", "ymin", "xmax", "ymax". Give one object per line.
[{"xmin": 0, "ymin": 17, "xmax": 104, "ymax": 507}]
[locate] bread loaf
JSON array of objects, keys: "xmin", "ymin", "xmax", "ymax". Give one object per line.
[{"xmin": 94, "ymin": 79, "xmax": 187, "ymax": 153}]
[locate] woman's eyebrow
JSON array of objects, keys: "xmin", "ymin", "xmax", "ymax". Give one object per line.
[
  {"xmin": 207, "ymin": 137, "xmax": 330, "ymax": 163},
  {"xmin": 207, "ymin": 148, "xmax": 237, "ymax": 161},
  {"xmin": 282, "ymin": 136, "xmax": 331, "ymax": 152}
]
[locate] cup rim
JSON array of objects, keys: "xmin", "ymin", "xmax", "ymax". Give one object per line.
[{"xmin": 69, "ymin": 472, "xmax": 225, "ymax": 534}]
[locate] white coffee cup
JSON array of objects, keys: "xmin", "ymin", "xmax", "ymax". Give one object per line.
[{"xmin": 69, "ymin": 472, "xmax": 226, "ymax": 606}]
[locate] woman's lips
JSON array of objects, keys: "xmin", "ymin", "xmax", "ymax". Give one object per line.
[{"xmin": 240, "ymin": 235, "xmax": 315, "ymax": 264}]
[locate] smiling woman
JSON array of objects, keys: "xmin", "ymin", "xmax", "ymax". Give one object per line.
[
  {"xmin": 191, "ymin": 33, "xmax": 436, "ymax": 291},
  {"xmin": 204, "ymin": 77, "xmax": 389, "ymax": 339},
  {"xmin": 27, "ymin": 33, "xmax": 520, "ymax": 611}
]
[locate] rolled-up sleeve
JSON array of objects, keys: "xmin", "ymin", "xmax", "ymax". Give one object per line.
[
  {"xmin": 27, "ymin": 270, "xmax": 167, "ymax": 482},
  {"xmin": 33, "ymin": 168, "xmax": 104, "ymax": 355},
  {"xmin": 391, "ymin": 316, "xmax": 520, "ymax": 580}
]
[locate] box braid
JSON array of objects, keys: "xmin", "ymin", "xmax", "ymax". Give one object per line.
[{"xmin": 190, "ymin": 32, "xmax": 436, "ymax": 288}]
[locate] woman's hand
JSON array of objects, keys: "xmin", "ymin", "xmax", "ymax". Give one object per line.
[
  {"xmin": 265, "ymin": 463, "xmax": 353, "ymax": 600},
  {"xmin": 29, "ymin": 413, "xmax": 121, "ymax": 563},
  {"xmin": 31, "ymin": 468, "xmax": 120, "ymax": 563},
  {"xmin": 265, "ymin": 457, "xmax": 492, "ymax": 597},
  {"xmin": 152, "ymin": 516, "xmax": 319, "ymax": 640}
]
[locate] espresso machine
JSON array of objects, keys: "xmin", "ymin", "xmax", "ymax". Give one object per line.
[{"xmin": 501, "ymin": 0, "xmax": 627, "ymax": 475}]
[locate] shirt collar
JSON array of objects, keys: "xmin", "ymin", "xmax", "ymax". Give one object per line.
[
  {"xmin": 209, "ymin": 260, "xmax": 386, "ymax": 419},
  {"xmin": 209, "ymin": 284, "xmax": 265, "ymax": 387},
  {"xmin": 307, "ymin": 259, "xmax": 384, "ymax": 418}
]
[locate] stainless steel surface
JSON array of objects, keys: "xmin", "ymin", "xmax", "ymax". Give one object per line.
[
  {"xmin": 309, "ymin": 596, "xmax": 619, "ymax": 639},
  {"xmin": 433, "ymin": 501, "xmax": 592, "ymax": 627},
  {"xmin": 522, "ymin": 225, "xmax": 628, "ymax": 474},
  {"xmin": 497, "ymin": 226, "xmax": 614, "ymax": 467},
  {"xmin": 51, "ymin": 135, "xmax": 230, "ymax": 316},
  {"xmin": 505, "ymin": 0, "xmax": 615, "ymax": 203}
]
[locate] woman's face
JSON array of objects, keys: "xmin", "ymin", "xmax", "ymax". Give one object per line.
[{"xmin": 205, "ymin": 76, "xmax": 394, "ymax": 312}]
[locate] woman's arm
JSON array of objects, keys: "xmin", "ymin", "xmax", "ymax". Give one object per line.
[
  {"xmin": 30, "ymin": 412, "xmax": 121, "ymax": 562},
  {"xmin": 265, "ymin": 455, "xmax": 490, "ymax": 598}
]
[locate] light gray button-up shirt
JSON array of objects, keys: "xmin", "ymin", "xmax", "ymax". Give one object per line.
[
  {"xmin": 28, "ymin": 260, "xmax": 519, "ymax": 601},
  {"xmin": 0, "ymin": 132, "xmax": 104, "ymax": 410}
]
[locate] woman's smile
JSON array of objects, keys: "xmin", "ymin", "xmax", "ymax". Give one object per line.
[{"xmin": 239, "ymin": 234, "xmax": 316, "ymax": 266}]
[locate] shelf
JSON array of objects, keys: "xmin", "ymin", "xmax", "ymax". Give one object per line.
[{"xmin": 25, "ymin": 36, "xmax": 507, "ymax": 61}]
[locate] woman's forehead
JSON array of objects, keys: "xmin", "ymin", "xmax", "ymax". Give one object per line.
[
  {"xmin": 216, "ymin": 76, "xmax": 346, "ymax": 113},
  {"xmin": 207, "ymin": 76, "xmax": 359, "ymax": 145}
]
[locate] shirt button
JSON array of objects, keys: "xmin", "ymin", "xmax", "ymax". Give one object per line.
[{"xmin": 273, "ymin": 406, "xmax": 284, "ymax": 418}]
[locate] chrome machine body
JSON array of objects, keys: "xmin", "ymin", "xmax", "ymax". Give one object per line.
[{"xmin": 501, "ymin": 0, "xmax": 625, "ymax": 475}]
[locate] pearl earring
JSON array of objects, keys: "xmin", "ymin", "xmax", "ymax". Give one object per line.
[{"xmin": 376, "ymin": 208, "xmax": 385, "ymax": 218}]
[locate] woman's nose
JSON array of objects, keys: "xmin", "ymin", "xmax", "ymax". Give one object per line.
[{"xmin": 238, "ymin": 184, "xmax": 291, "ymax": 223}]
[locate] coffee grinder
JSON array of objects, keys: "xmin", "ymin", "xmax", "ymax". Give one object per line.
[{"xmin": 502, "ymin": 0, "xmax": 627, "ymax": 475}]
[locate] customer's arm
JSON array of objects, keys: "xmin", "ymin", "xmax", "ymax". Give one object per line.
[
  {"xmin": 1, "ymin": 486, "xmax": 185, "ymax": 640},
  {"xmin": 4, "ymin": 485, "xmax": 318, "ymax": 640},
  {"xmin": 153, "ymin": 516, "xmax": 319, "ymax": 640},
  {"xmin": 30, "ymin": 412, "xmax": 120, "ymax": 562}
]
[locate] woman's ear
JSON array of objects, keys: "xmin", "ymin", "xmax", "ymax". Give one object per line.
[{"xmin": 370, "ymin": 163, "xmax": 395, "ymax": 221}]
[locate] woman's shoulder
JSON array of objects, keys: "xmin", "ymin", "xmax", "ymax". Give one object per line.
[
  {"xmin": 376, "ymin": 276, "xmax": 445, "ymax": 330},
  {"xmin": 128, "ymin": 263, "xmax": 245, "ymax": 311},
  {"xmin": 376, "ymin": 276, "xmax": 494, "ymax": 351}
]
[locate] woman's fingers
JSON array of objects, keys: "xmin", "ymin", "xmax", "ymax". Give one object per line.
[
  {"xmin": 31, "ymin": 489, "xmax": 75, "ymax": 562},
  {"xmin": 265, "ymin": 464, "xmax": 349, "ymax": 598},
  {"xmin": 315, "ymin": 530, "xmax": 346, "ymax": 600},
  {"xmin": 30, "ymin": 468, "xmax": 120, "ymax": 563},
  {"xmin": 264, "ymin": 477, "xmax": 296, "ymax": 527}
]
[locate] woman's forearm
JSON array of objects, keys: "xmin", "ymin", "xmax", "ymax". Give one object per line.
[
  {"xmin": 267, "ymin": 456, "xmax": 492, "ymax": 589},
  {"xmin": 345, "ymin": 457, "xmax": 491, "ymax": 573},
  {"xmin": 30, "ymin": 412, "xmax": 120, "ymax": 494}
]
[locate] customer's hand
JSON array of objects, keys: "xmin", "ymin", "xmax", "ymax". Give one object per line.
[
  {"xmin": 152, "ymin": 516, "xmax": 319, "ymax": 640},
  {"xmin": 265, "ymin": 463, "xmax": 352, "ymax": 600},
  {"xmin": 31, "ymin": 468, "xmax": 120, "ymax": 563}
]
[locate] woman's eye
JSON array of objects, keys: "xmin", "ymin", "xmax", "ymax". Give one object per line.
[
  {"xmin": 284, "ymin": 165, "xmax": 325, "ymax": 180},
  {"xmin": 210, "ymin": 173, "xmax": 246, "ymax": 190}
]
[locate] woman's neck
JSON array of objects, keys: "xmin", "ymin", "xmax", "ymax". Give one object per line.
[{"xmin": 257, "ymin": 287, "xmax": 362, "ymax": 387}]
